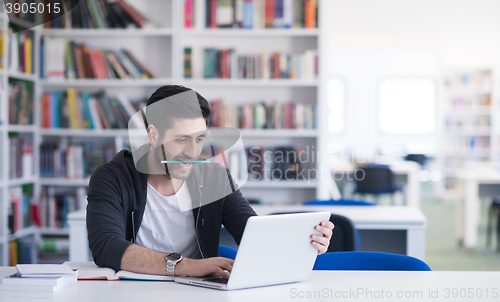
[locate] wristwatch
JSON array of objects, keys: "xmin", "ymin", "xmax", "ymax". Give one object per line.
[{"xmin": 165, "ymin": 253, "xmax": 182, "ymax": 277}]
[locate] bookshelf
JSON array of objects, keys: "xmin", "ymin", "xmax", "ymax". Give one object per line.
[
  {"xmin": 438, "ymin": 70, "xmax": 496, "ymax": 199},
  {"xmin": 0, "ymin": 0, "xmax": 328, "ymax": 265}
]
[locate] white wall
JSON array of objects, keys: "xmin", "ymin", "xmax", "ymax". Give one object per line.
[{"xmin": 323, "ymin": 0, "xmax": 500, "ymax": 155}]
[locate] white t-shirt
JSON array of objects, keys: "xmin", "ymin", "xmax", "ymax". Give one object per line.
[{"xmin": 136, "ymin": 181, "xmax": 201, "ymax": 259}]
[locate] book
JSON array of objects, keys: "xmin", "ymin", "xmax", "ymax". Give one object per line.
[
  {"xmin": 16, "ymin": 264, "xmax": 77, "ymax": 277},
  {"xmin": 63, "ymin": 261, "xmax": 174, "ymax": 281},
  {"xmin": 2, "ymin": 273, "xmax": 76, "ymax": 286}
]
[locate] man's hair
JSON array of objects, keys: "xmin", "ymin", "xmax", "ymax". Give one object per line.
[{"xmin": 143, "ymin": 85, "xmax": 211, "ymax": 139}]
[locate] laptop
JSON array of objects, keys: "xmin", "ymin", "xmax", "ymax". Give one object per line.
[{"xmin": 175, "ymin": 211, "xmax": 330, "ymax": 290}]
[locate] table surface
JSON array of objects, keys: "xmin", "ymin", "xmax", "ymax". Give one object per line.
[
  {"xmin": 1, "ymin": 267, "xmax": 499, "ymax": 302},
  {"xmin": 69, "ymin": 205, "xmax": 427, "ymax": 227}
]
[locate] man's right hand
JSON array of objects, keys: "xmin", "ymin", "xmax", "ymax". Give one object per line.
[{"xmin": 175, "ymin": 257, "xmax": 234, "ymax": 279}]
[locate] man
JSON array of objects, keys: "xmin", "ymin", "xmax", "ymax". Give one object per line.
[{"xmin": 86, "ymin": 85, "xmax": 334, "ymax": 279}]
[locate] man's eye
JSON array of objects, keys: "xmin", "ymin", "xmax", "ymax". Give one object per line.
[
  {"xmin": 197, "ymin": 138, "xmax": 204, "ymax": 142},
  {"xmin": 177, "ymin": 139, "xmax": 186, "ymax": 143}
]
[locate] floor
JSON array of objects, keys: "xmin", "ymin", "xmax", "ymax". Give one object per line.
[{"xmin": 422, "ymin": 193, "xmax": 500, "ymax": 271}]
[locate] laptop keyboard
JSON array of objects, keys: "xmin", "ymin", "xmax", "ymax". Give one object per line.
[{"xmin": 202, "ymin": 277, "xmax": 228, "ymax": 284}]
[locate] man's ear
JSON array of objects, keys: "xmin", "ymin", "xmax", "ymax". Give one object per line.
[{"xmin": 147, "ymin": 124, "xmax": 159, "ymax": 146}]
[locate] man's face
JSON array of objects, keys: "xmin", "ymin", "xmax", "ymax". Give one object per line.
[{"xmin": 155, "ymin": 117, "xmax": 207, "ymax": 180}]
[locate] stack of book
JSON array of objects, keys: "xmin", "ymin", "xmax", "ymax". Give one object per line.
[
  {"xmin": 193, "ymin": 47, "xmax": 317, "ymax": 79},
  {"xmin": 7, "ymin": 25, "xmax": 35, "ymax": 74},
  {"xmin": 44, "ymin": 0, "xmax": 153, "ymax": 29},
  {"xmin": 42, "ymin": 39, "xmax": 154, "ymax": 80},
  {"xmin": 209, "ymin": 99, "xmax": 316, "ymax": 129},
  {"xmin": 41, "ymin": 89, "xmax": 141, "ymax": 130},
  {"xmin": 184, "ymin": 0, "xmax": 318, "ymax": 29},
  {"xmin": 40, "ymin": 140, "xmax": 115, "ymax": 179},
  {"xmin": 0, "ymin": 264, "xmax": 78, "ymax": 292},
  {"xmin": 9, "ymin": 79, "xmax": 34, "ymax": 125}
]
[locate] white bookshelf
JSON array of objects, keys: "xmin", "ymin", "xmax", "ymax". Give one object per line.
[
  {"xmin": 0, "ymin": 0, "xmax": 328, "ymax": 265},
  {"xmin": 438, "ymin": 70, "xmax": 496, "ymax": 199}
]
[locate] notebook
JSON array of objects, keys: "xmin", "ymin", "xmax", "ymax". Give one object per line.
[{"xmin": 63, "ymin": 261, "xmax": 174, "ymax": 281}]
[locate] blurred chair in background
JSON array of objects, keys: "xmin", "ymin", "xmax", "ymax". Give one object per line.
[
  {"xmin": 354, "ymin": 164, "xmax": 401, "ymax": 205},
  {"xmin": 405, "ymin": 153, "xmax": 427, "ymax": 168},
  {"xmin": 219, "ymin": 245, "xmax": 237, "ymax": 260},
  {"xmin": 486, "ymin": 196, "xmax": 500, "ymax": 252},
  {"xmin": 313, "ymin": 251, "xmax": 431, "ymax": 271}
]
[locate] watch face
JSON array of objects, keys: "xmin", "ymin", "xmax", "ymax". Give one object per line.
[{"xmin": 167, "ymin": 253, "xmax": 182, "ymax": 261}]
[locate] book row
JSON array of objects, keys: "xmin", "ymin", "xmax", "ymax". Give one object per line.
[
  {"xmin": 445, "ymin": 70, "xmax": 492, "ymax": 90},
  {"xmin": 41, "ymin": 89, "xmax": 141, "ymax": 130},
  {"xmin": 185, "ymin": 0, "xmax": 318, "ymax": 29},
  {"xmin": 42, "ymin": 38, "xmax": 155, "ymax": 80},
  {"xmin": 38, "ymin": 187, "xmax": 88, "ymax": 229},
  {"xmin": 9, "ymin": 79, "xmax": 34, "ymax": 125},
  {"xmin": 444, "ymin": 137, "xmax": 490, "ymax": 154},
  {"xmin": 206, "ymin": 146, "xmax": 317, "ymax": 181},
  {"xmin": 447, "ymin": 94, "xmax": 491, "ymax": 111},
  {"xmin": 444, "ymin": 116, "xmax": 490, "ymax": 132},
  {"xmin": 40, "ymin": 141, "xmax": 115, "ymax": 179},
  {"xmin": 9, "ymin": 238, "xmax": 36, "ymax": 266},
  {"xmin": 209, "ymin": 98, "xmax": 316, "ymax": 129},
  {"xmin": 8, "ymin": 133, "xmax": 34, "ymax": 180},
  {"xmin": 44, "ymin": 0, "xmax": 152, "ymax": 29},
  {"xmin": 5, "ymin": 25, "xmax": 34, "ymax": 74},
  {"xmin": 185, "ymin": 47, "xmax": 317, "ymax": 79},
  {"xmin": 8, "ymin": 185, "xmax": 35, "ymax": 234}
]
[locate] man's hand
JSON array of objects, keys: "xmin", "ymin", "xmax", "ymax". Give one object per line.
[
  {"xmin": 311, "ymin": 221, "xmax": 335, "ymax": 255},
  {"xmin": 175, "ymin": 257, "xmax": 234, "ymax": 279}
]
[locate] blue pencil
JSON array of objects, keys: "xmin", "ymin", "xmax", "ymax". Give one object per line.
[{"xmin": 161, "ymin": 160, "xmax": 211, "ymax": 164}]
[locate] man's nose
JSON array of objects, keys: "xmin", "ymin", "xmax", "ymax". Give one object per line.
[{"xmin": 183, "ymin": 140, "xmax": 198, "ymax": 159}]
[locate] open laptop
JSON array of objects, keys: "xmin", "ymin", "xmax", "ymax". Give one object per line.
[{"xmin": 175, "ymin": 211, "xmax": 330, "ymax": 290}]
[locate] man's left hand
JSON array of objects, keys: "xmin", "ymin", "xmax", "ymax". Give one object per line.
[{"xmin": 311, "ymin": 221, "xmax": 335, "ymax": 255}]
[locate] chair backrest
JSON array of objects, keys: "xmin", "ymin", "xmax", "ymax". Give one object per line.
[
  {"xmin": 355, "ymin": 165, "xmax": 396, "ymax": 194},
  {"xmin": 219, "ymin": 245, "xmax": 237, "ymax": 260},
  {"xmin": 313, "ymin": 251, "xmax": 431, "ymax": 271},
  {"xmin": 271, "ymin": 212, "xmax": 358, "ymax": 252},
  {"xmin": 304, "ymin": 198, "xmax": 376, "ymax": 206},
  {"xmin": 405, "ymin": 154, "xmax": 427, "ymax": 167}
]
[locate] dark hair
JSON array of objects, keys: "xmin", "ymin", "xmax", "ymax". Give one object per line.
[{"xmin": 143, "ymin": 85, "xmax": 211, "ymax": 139}]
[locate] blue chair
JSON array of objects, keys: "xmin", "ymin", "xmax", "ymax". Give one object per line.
[
  {"xmin": 313, "ymin": 251, "xmax": 431, "ymax": 271},
  {"xmin": 219, "ymin": 245, "xmax": 237, "ymax": 260},
  {"xmin": 304, "ymin": 198, "xmax": 376, "ymax": 206},
  {"xmin": 354, "ymin": 164, "xmax": 401, "ymax": 204}
]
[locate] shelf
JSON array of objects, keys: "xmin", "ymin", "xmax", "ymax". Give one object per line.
[
  {"xmin": 40, "ymin": 128, "xmax": 318, "ymax": 138},
  {"xmin": 39, "ymin": 228, "xmax": 69, "ymax": 236},
  {"xmin": 40, "ymin": 78, "xmax": 174, "ymax": 88},
  {"xmin": 7, "ymin": 226, "xmax": 37, "ymax": 241},
  {"xmin": 446, "ymin": 88, "xmax": 492, "ymax": 95},
  {"xmin": 211, "ymin": 128, "xmax": 318, "ymax": 137},
  {"xmin": 8, "ymin": 16, "xmax": 37, "ymax": 29},
  {"xmin": 40, "ymin": 178, "xmax": 90, "ymax": 187},
  {"xmin": 40, "ymin": 129, "xmax": 129, "ymax": 137},
  {"xmin": 183, "ymin": 79, "xmax": 318, "ymax": 87},
  {"xmin": 8, "ymin": 71, "xmax": 38, "ymax": 81},
  {"xmin": 446, "ymin": 109, "xmax": 491, "ymax": 116},
  {"xmin": 445, "ymin": 129, "xmax": 491, "ymax": 136},
  {"xmin": 444, "ymin": 152, "xmax": 491, "ymax": 157},
  {"xmin": 183, "ymin": 28, "xmax": 319, "ymax": 37},
  {"xmin": 7, "ymin": 124, "xmax": 36, "ymax": 132},
  {"xmin": 242, "ymin": 180, "xmax": 318, "ymax": 189},
  {"xmin": 40, "ymin": 28, "xmax": 174, "ymax": 37},
  {"xmin": 8, "ymin": 176, "xmax": 36, "ymax": 187}
]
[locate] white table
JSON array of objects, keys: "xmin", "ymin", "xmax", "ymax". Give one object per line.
[
  {"xmin": 332, "ymin": 161, "xmax": 421, "ymax": 208},
  {"xmin": 70, "ymin": 205, "xmax": 427, "ymax": 262},
  {"xmin": 1, "ymin": 267, "xmax": 499, "ymax": 302},
  {"xmin": 455, "ymin": 169, "xmax": 500, "ymax": 249}
]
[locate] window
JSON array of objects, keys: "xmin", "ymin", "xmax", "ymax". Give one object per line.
[
  {"xmin": 327, "ymin": 78, "xmax": 345, "ymax": 133},
  {"xmin": 378, "ymin": 78, "xmax": 436, "ymax": 134}
]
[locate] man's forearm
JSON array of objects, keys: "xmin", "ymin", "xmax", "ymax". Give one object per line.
[{"xmin": 121, "ymin": 244, "xmax": 168, "ymax": 275}]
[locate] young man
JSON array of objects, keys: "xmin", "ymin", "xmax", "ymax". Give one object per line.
[{"xmin": 86, "ymin": 85, "xmax": 334, "ymax": 278}]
